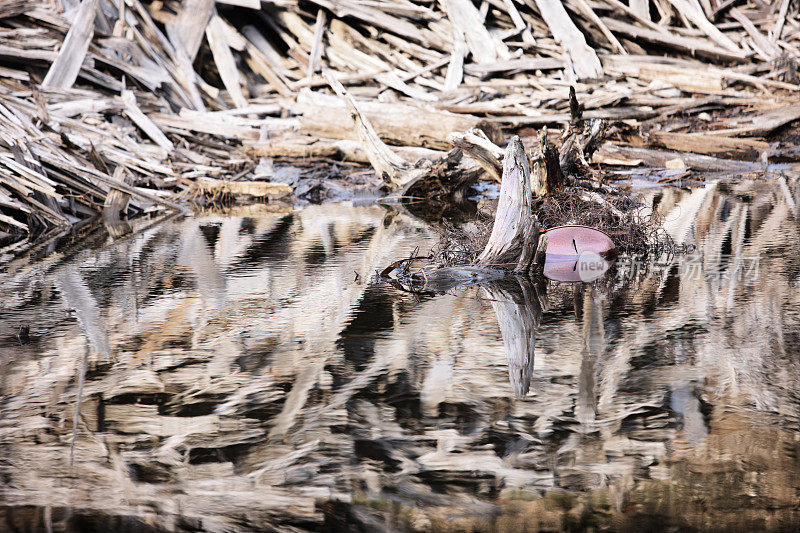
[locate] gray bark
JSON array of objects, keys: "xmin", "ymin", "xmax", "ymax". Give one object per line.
[{"xmin": 477, "ymin": 136, "xmax": 540, "ymax": 272}]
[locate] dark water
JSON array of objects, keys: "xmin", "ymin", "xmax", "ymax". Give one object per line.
[{"xmin": 1, "ymin": 178, "xmax": 799, "ymax": 532}]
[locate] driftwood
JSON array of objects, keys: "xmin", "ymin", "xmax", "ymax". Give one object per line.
[
  {"xmin": 557, "ymin": 87, "xmax": 608, "ymax": 179},
  {"xmin": 41, "ymin": 0, "xmax": 97, "ymax": 89},
  {"xmin": 601, "ymin": 18, "xmax": 748, "ymax": 62},
  {"xmin": 102, "ymin": 166, "xmax": 132, "ymax": 238},
  {"xmin": 477, "ymin": 136, "xmax": 540, "ymax": 273},
  {"xmin": 447, "ymin": 129, "xmax": 503, "ymax": 182},
  {"xmin": 191, "ymin": 177, "xmax": 293, "ymax": 199},
  {"xmin": 593, "ymin": 143, "xmax": 765, "ymax": 172},
  {"xmin": 532, "ymin": 132, "xmax": 566, "ymax": 197},
  {"xmin": 2, "ymin": 0, "xmax": 800, "ymax": 239},
  {"xmin": 713, "ymin": 105, "xmax": 800, "ymax": 137},
  {"xmin": 325, "ymin": 72, "xmax": 481, "ymax": 196},
  {"xmin": 649, "ymin": 132, "xmax": 770, "ymax": 160},
  {"xmin": 534, "ymin": 0, "xmax": 603, "ymax": 79},
  {"xmin": 120, "ymin": 90, "xmax": 174, "ymax": 151},
  {"xmin": 296, "ymin": 90, "xmax": 501, "ymax": 150},
  {"xmin": 247, "ymin": 136, "xmax": 444, "ymax": 164},
  {"xmin": 206, "ymin": 14, "xmax": 248, "ymax": 109},
  {"xmin": 445, "ymin": 0, "xmax": 504, "ymax": 64},
  {"xmin": 326, "ymin": 72, "xmax": 428, "ymax": 191},
  {"xmin": 391, "ymin": 135, "xmax": 573, "ymax": 287}
]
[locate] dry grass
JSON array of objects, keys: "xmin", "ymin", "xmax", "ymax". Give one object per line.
[{"xmin": 534, "ymin": 189, "xmax": 668, "ymax": 254}]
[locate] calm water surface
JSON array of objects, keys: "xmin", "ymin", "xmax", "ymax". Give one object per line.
[{"xmin": 1, "ymin": 178, "xmax": 799, "ymax": 532}]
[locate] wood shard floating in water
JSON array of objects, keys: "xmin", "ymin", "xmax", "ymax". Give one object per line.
[{"xmin": 191, "ymin": 177, "xmax": 293, "ymax": 199}]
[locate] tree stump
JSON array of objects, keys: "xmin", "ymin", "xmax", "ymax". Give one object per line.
[
  {"xmin": 477, "ymin": 135, "xmax": 541, "ymax": 273},
  {"xmin": 558, "ymin": 86, "xmax": 607, "ymax": 178}
]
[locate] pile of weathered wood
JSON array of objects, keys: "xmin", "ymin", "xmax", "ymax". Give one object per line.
[{"xmin": 1, "ymin": 0, "xmax": 799, "ymax": 239}]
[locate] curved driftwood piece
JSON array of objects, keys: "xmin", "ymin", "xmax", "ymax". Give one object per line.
[
  {"xmin": 447, "ymin": 129, "xmax": 503, "ymax": 182},
  {"xmin": 325, "ymin": 71, "xmax": 426, "ymax": 190},
  {"xmin": 477, "ymin": 136, "xmax": 540, "ymax": 272}
]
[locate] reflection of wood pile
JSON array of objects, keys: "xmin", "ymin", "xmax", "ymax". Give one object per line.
[
  {"xmin": 1, "ymin": 181, "xmax": 800, "ymax": 530},
  {"xmin": 2, "ymin": 1, "xmax": 800, "ymax": 238},
  {"xmin": 0, "ymin": 204, "xmax": 434, "ymax": 530}
]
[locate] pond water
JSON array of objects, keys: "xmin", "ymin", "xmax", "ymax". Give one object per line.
[{"xmin": 1, "ymin": 178, "xmax": 799, "ymax": 532}]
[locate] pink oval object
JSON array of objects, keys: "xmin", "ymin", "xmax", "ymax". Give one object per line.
[{"xmin": 543, "ymin": 225, "xmax": 616, "ymax": 258}]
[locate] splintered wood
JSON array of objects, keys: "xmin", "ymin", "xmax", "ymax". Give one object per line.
[
  {"xmin": 1, "ymin": 0, "xmax": 800, "ymax": 241},
  {"xmin": 478, "ymin": 136, "xmax": 540, "ymax": 272}
]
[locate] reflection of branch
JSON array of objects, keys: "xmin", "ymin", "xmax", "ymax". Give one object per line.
[
  {"xmin": 55, "ymin": 266, "xmax": 110, "ymax": 466},
  {"xmin": 483, "ymin": 278, "xmax": 543, "ymax": 397},
  {"xmin": 56, "ymin": 266, "xmax": 111, "ymax": 357},
  {"xmin": 70, "ymin": 344, "xmax": 89, "ymax": 466}
]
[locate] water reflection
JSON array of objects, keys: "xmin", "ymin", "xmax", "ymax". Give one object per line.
[
  {"xmin": 483, "ymin": 278, "xmax": 542, "ymax": 398},
  {"xmin": 0, "ymin": 177, "xmax": 799, "ymax": 531},
  {"xmin": 542, "ymin": 251, "xmax": 613, "ymax": 282}
]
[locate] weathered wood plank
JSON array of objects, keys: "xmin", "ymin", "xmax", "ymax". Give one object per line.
[
  {"xmin": 120, "ymin": 90, "xmax": 174, "ymax": 151},
  {"xmin": 42, "ymin": 0, "xmax": 97, "ymax": 89},
  {"xmin": 297, "ymin": 91, "xmax": 488, "ymax": 150},
  {"xmin": 533, "ymin": 0, "xmax": 603, "ymax": 79},
  {"xmin": 206, "ymin": 14, "xmax": 248, "ymax": 108},
  {"xmin": 165, "ymin": 0, "xmax": 214, "ymax": 61},
  {"xmin": 649, "ymin": 132, "xmax": 769, "ymax": 159},
  {"xmin": 666, "ymin": 0, "xmax": 740, "ymax": 52},
  {"xmin": 445, "ymin": 0, "xmax": 504, "ymax": 64},
  {"xmin": 602, "ymin": 17, "xmax": 748, "ymax": 62}
]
